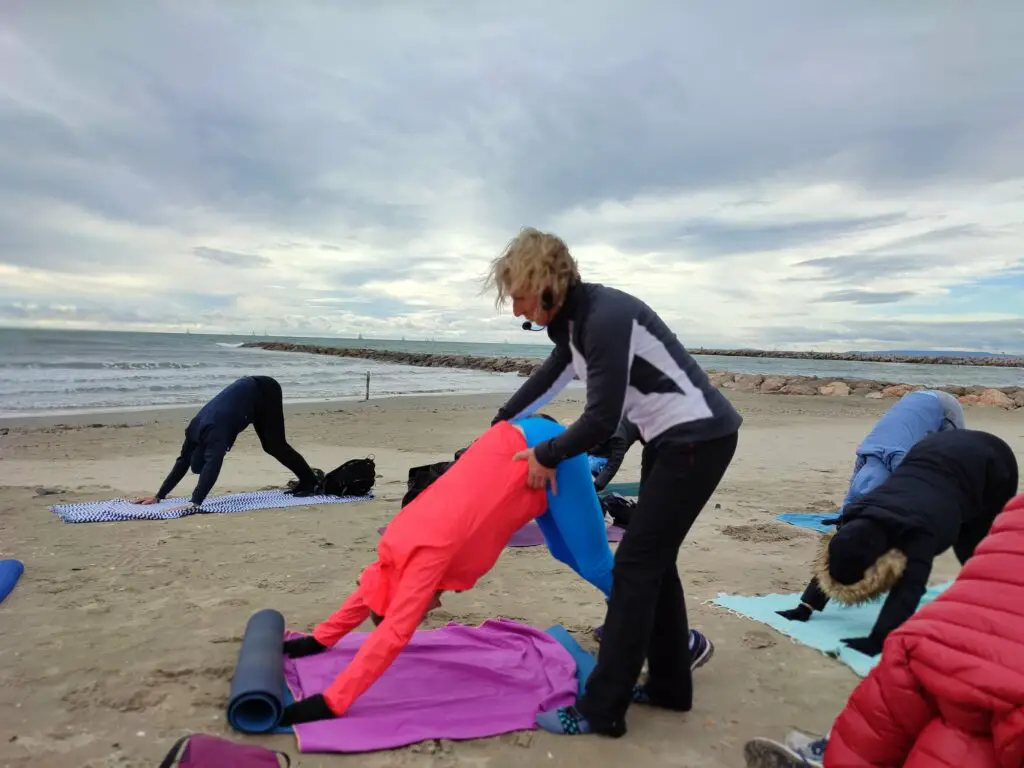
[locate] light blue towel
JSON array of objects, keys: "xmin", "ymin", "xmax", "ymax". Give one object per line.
[
  {"xmin": 710, "ymin": 582, "xmax": 953, "ymax": 677},
  {"xmin": 776, "ymin": 512, "xmax": 839, "ymax": 533}
]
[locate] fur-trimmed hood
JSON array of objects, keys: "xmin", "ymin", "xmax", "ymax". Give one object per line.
[{"xmin": 814, "ymin": 530, "xmax": 907, "ymax": 606}]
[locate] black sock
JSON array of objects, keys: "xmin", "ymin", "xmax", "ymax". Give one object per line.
[
  {"xmin": 283, "ymin": 635, "xmax": 328, "ymax": 658},
  {"xmin": 279, "ymin": 694, "xmax": 335, "ymax": 726}
]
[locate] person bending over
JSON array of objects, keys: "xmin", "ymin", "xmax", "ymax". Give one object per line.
[
  {"xmin": 485, "ymin": 227, "xmax": 743, "ymax": 738},
  {"xmin": 589, "ymin": 417, "xmax": 642, "ymax": 492},
  {"xmin": 135, "ymin": 375, "xmax": 320, "ymax": 509},
  {"xmin": 777, "ymin": 389, "xmax": 967, "ymax": 622},
  {"xmin": 779, "ymin": 428, "xmax": 1017, "ymax": 655},
  {"xmin": 277, "ymin": 418, "xmax": 562, "ymax": 725},
  {"xmin": 746, "ymin": 489, "xmax": 1024, "ymax": 768}
]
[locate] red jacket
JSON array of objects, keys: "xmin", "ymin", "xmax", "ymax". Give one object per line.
[{"xmin": 826, "ymin": 492, "xmax": 1024, "ymax": 767}]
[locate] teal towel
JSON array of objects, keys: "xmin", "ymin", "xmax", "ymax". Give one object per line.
[
  {"xmin": 599, "ymin": 481, "xmax": 639, "ymax": 498},
  {"xmin": 776, "ymin": 512, "xmax": 839, "ymax": 533},
  {"xmin": 710, "ymin": 582, "xmax": 952, "ymax": 677}
]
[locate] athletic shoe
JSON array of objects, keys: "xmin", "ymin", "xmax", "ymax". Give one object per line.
[
  {"xmin": 595, "ymin": 628, "xmax": 714, "ymax": 673},
  {"xmin": 743, "ymin": 735, "xmax": 825, "ymax": 767},
  {"xmin": 689, "ymin": 629, "xmax": 714, "ymax": 671}
]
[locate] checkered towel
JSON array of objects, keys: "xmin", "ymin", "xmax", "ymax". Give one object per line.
[{"xmin": 50, "ymin": 489, "xmax": 373, "ymax": 524}]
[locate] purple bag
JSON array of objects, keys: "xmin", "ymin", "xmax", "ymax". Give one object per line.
[{"xmin": 158, "ymin": 733, "xmax": 290, "ymax": 767}]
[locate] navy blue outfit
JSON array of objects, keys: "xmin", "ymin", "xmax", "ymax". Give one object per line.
[
  {"xmin": 590, "ymin": 418, "xmax": 643, "ymax": 491},
  {"xmin": 156, "ymin": 376, "xmax": 316, "ymax": 505}
]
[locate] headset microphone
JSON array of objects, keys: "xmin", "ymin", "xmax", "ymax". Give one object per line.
[{"xmin": 521, "ymin": 320, "xmax": 545, "ymax": 332}]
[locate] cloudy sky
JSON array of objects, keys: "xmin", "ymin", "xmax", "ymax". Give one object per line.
[{"xmin": 2, "ymin": 2, "xmax": 1023, "ymax": 352}]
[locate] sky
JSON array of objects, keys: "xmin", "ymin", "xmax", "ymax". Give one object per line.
[{"xmin": 1, "ymin": 2, "xmax": 1023, "ymax": 352}]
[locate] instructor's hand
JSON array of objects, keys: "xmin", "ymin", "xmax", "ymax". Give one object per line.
[
  {"xmin": 513, "ymin": 448, "xmax": 558, "ymax": 495},
  {"xmin": 134, "ymin": 496, "xmax": 160, "ymax": 505}
]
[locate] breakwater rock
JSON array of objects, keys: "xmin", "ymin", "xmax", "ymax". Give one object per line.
[
  {"xmin": 243, "ymin": 342, "xmax": 1024, "ymax": 410},
  {"xmin": 691, "ymin": 348, "xmax": 1024, "ymax": 368}
]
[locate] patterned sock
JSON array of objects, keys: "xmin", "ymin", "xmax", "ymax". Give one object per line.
[{"xmin": 535, "ymin": 706, "xmax": 593, "ymax": 735}]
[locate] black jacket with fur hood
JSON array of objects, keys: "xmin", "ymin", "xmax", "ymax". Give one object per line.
[{"xmin": 820, "ymin": 428, "xmax": 1018, "ymax": 644}]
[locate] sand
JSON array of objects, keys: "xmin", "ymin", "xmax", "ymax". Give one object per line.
[{"xmin": 1, "ymin": 391, "xmax": 1021, "ymax": 768}]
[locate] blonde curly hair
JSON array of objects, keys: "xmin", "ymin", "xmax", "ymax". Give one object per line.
[{"xmin": 482, "ymin": 227, "xmax": 581, "ymax": 309}]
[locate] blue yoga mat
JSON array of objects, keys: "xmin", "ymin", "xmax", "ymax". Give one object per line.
[
  {"xmin": 227, "ymin": 608, "xmax": 289, "ymax": 734},
  {"xmin": 776, "ymin": 513, "xmax": 840, "ymax": 534},
  {"xmin": 0, "ymin": 560, "xmax": 24, "ymax": 604},
  {"xmin": 710, "ymin": 582, "xmax": 952, "ymax": 677}
]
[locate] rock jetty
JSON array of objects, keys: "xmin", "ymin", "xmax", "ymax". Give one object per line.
[
  {"xmin": 691, "ymin": 348, "xmax": 1024, "ymax": 368},
  {"xmin": 242, "ymin": 341, "xmax": 1024, "ymax": 410}
]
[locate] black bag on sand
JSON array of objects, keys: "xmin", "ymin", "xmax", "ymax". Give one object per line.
[
  {"xmin": 601, "ymin": 493, "xmax": 635, "ymax": 528},
  {"xmin": 322, "ymin": 456, "xmax": 377, "ymax": 497},
  {"xmin": 400, "ymin": 444, "xmax": 473, "ymax": 508},
  {"xmin": 402, "ymin": 461, "xmax": 452, "ymax": 507}
]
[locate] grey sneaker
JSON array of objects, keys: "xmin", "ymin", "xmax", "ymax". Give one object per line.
[
  {"xmin": 743, "ymin": 736, "xmax": 824, "ymax": 768},
  {"xmin": 784, "ymin": 730, "xmax": 827, "ymax": 757}
]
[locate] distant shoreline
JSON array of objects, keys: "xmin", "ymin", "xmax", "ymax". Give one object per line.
[
  {"xmin": 241, "ymin": 340, "xmax": 1024, "ymax": 368},
  {"xmin": 242, "ymin": 342, "xmax": 1024, "ymax": 410}
]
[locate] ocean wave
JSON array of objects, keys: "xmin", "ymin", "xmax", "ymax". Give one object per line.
[
  {"xmin": 0, "ymin": 360, "xmax": 207, "ymax": 371},
  {"xmin": 215, "ymin": 342, "xmax": 246, "ymax": 348}
]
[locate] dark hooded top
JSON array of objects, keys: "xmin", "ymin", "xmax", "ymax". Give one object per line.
[{"xmin": 843, "ymin": 428, "xmax": 1018, "ymax": 642}]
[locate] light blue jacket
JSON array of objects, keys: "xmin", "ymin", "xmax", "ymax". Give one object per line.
[{"xmin": 842, "ymin": 390, "xmax": 965, "ymax": 508}]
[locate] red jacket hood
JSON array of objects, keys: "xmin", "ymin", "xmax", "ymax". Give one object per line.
[{"xmin": 826, "ymin": 492, "xmax": 1024, "ymax": 768}]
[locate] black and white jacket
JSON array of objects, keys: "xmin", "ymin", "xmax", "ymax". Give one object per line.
[{"xmin": 494, "ymin": 281, "xmax": 743, "ymax": 467}]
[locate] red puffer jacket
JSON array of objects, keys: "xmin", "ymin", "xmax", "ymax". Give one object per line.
[{"xmin": 826, "ymin": 492, "xmax": 1024, "ymax": 768}]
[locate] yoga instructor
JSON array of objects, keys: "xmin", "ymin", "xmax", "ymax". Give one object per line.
[{"xmin": 484, "ymin": 227, "xmax": 743, "ymax": 738}]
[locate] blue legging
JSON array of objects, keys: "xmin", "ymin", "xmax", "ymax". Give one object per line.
[{"xmin": 513, "ymin": 416, "xmax": 614, "ymax": 597}]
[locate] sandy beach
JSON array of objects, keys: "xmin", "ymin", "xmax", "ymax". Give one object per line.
[{"xmin": 1, "ymin": 390, "xmax": 1022, "ymax": 768}]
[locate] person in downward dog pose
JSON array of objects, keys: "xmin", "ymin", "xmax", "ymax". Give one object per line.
[
  {"xmin": 485, "ymin": 227, "xmax": 742, "ymax": 738},
  {"xmin": 777, "ymin": 388, "xmax": 966, "ymax": 623},
  {"xmin": 589, "ymin": 416, "xmax": 642, "ymax": 492},
  {"xmin": 780, "ymin": 428, "xmax": 1017, "ymax": 656},
  {"xmin": 744, "ymin": 489, "xmax": 1024, "ymax": 768},
  {"xmin": 137, "ymin": 375, "xmax": 321, "ymax": 509},
  {"xmin": 278, "ymin": 414, "xmax": 631, "ymax": 725}
]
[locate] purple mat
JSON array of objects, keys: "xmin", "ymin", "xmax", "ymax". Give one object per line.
[
  {"xmin": 282, "ymin": 619, "xmax": 578, "ymax": 753},
  {"xmin": 376, "ymin": 520, "xmax": 625, "ymax": 548}
]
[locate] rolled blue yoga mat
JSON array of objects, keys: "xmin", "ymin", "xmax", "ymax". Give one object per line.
[{"xmin": 227, "ymin": 608, "xmax": 288, "ymax": 733}]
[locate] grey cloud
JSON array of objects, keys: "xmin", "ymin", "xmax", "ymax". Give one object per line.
[
  {"xmin": 748, "ymin": 318, "xmax": 1024, "ymax": 354},
  {"xmin": 817, "ymin": 289, "xmax": 917, "ymax": 304},
  {"xmin": 793, "ymin": 253, "xmax": 960, "ymax": 282},
  {"xmin": 1, "ymin": 3, "xmax": 1022, "ymax": 343},
  {"xmin": 3, "ymin": 2, "xmax": 1022, "ymax": 238},
  {"xmin": 611, "ymin": 213, "xmax": 906, "ymax": 257},
  {"xmin": 192, "ymin": 246, "xmax": 270, "ymax": 268},
  {"xmin": 865, "ymin": 224, "xmax": 997, "ymax": 252}
]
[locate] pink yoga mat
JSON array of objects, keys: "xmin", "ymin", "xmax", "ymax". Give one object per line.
[
  {"xmin": 376, "ymin": 520, "xmax": 624, "ymax": 548},
  {"xmin": 283, "ymin": 619, "xmax": 578, "ymax": 753}
]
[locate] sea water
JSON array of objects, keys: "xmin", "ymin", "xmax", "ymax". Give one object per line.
[{"xmin": 0, "ymin": 328, "xmax": 1020, "ymax": 418}]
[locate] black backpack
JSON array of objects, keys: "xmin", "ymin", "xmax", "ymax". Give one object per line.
[
  {"xmin": 401, "ymin": 461, "xmax": 453, "ymax": 507},
  {"xmin": 322, "ymin": 456, "xmax": 376, "ymax": 497},
  {"xmin": 399, "ymin": 444, "xmax": 473, "ymax": 508},
  {"xmin": 601, "ymin": 493, "xmax": 635, "ymax": 528}
]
